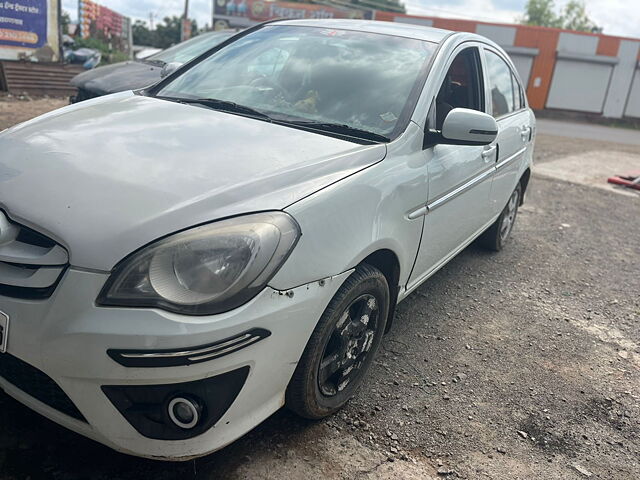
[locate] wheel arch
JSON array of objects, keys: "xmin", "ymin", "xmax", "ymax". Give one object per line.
[
  {"xmin": 360, "ymin": 248, "xmax": 401, "ymax": 333},
  {"xmin": 519, "ymin": 167, "xmax": 531, "ymax": 206}
]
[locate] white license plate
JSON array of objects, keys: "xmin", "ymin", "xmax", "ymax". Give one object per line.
[{"xmin": 0, "ymin": 311, "xmax": 8, "ymax": 353}]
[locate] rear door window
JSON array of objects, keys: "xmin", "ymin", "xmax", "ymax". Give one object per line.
[
  {"xmin": 485, "ymin": 51, "xmax": 517, "ymax": 118},
  {"xmin": 512, "ymin": 71, "xmax": 525, "ymax": 110}
]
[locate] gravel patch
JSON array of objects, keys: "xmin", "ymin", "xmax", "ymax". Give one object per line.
[{"xmin": 0, "ymin": 101, "xmax": 638, "ymax": 479}]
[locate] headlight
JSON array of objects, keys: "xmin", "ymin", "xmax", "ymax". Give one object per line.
[{"xmin": 97, "ymin": 212, "xmax": 300, "ymax": 315}]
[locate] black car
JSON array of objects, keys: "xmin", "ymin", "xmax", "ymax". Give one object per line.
[{"xmin": 70, "ymin": 30, "xmax": 236, "ymax": 103}]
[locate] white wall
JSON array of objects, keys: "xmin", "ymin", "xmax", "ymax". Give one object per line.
[
  {"xmin": 547, "ymin": 59, "xmax": 613, "ymax": 113},
  {"xmin": 625, "ymin": 67, "xmax": 640, "ymax": 119},
  {"xmin": 604, "ymin": 41, "xmax": 640, "ymax": 118}
]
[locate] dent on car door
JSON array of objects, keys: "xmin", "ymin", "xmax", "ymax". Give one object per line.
[
  {"xmin": 407, "ymin": 45, "xmax": 495, "ymax": 290},
  {"xmin": 483, "ymin": 48, "xmax": 532, "ymax": 215}
]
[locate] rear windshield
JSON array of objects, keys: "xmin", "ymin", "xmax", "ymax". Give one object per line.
[{"xmin": 156, "ymin": 25, "xmax": 437, "ymax": 139}]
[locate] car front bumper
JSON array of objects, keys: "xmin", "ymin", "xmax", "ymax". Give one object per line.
[{"xmin": 0, "ymin": 268, "xmax": 350, "ymax": 460}]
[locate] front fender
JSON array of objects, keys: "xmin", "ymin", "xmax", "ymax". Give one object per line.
[{"xmin": 270, "ymin": 123, "xmax": 428, "ymax": 291}]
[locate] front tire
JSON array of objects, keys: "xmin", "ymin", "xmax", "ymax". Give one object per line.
[
  {"xmin": 479, "ymin": 183, "xmax": 521, "ymax": 252},
  {"xmin": 286, "ymin": 264, "xmax": 389, "ymax": 419}
]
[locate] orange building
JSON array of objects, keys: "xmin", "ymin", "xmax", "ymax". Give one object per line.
[{"xmin": 375, "ymin": 12, "xmax": 640, "ymax": 119}]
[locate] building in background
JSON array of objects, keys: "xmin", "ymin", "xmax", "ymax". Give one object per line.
[
  {"xmin": 212, "ymin": 0, "xmax": 374, "ymax": 30},
  {"xmin": 212, "ymin": 2, "xmax": 640, "ymax": 121},
  {"xmin": 78, "ymin": 0, "xmax": 132, "ymax": 57},
  {"xmin": 1, "ymin": 1, "xmax": 639, "ymax": 121},
  {"xmin": 376, "ymin": 12, "xmax": 640, "ymax": 121}
]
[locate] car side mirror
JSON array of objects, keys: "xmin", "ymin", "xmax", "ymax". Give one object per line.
[
  {"xmin": 440, "ymin": 108, "xmax": 498, "ymax": 146},
  {"xmin": 160, "ymin": 62, "xmax": 183, "ymax": 79}
]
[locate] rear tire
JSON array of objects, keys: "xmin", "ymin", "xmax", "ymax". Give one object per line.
[
  {"xmin": 286, "ymin": 264, "xmax": 389, "ymax": 419},
  {"xmin": 478, "ymin": 183, "xmax": 521, "ymax": 252}
]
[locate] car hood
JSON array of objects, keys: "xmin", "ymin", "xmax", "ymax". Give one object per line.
[
  {"xmin": 0, "ymin": 92, "xmax": 385, "ymax": 271},
  {"xmin": 70, "ymin": 61, "xmax": 162, "ymax": 95}
]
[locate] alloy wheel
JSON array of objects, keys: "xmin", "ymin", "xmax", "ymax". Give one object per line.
[
  {"xmin": 318, "ymin": 294, "xmax": 379, "ymax": 397},
  {"xmin": 499, "ymin": 188, "xmax": 519, "ymax": 243}
]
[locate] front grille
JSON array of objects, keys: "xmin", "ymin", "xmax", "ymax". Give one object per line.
[
  {"xmin": 0, "ymin": 212, "xmax": 68, "ymax": 299},
  {"xmin": 0, "ymin": 353, "xmax": 86, "ymax": 422}
]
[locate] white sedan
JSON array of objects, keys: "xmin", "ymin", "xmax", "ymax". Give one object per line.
[{"xmin": 0, "ymin": 19, "xmax": 535, "ymax": 459}]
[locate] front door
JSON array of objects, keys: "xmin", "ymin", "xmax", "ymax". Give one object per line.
[{"xmin": 408, "ymin": 45, "xmax": 494, "ymax": 290}]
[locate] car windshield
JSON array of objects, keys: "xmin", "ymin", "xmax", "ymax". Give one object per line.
[
  {"xmin": 148, "ymin": 31, "xmax": 235, "ymax": 64},
  {"xmin": 156, "ymin": 25, "xmax": 437, "ymax": 139}
]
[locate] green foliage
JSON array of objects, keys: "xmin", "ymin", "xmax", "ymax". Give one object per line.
[
  {"xmin": 562, "ymin": 0, "xmax": 602, "ymax": 33},
  {"xmin": 132, "ymin": 16, "xmax": 199, "ymax": 49},
  {"xmin": 109, "ymin": 51, "xmax": 131, "ymax": 64},
  {"xmin": 154, "ymin": 16, "xmax": 183, "ymax": 49},
  {"xmin": 520, "ymin": 0, "xmax": 601, "ymax": 33},
  {"xmin": 60, "ymin": 10, "xmax": 72, "ymax": 34},
  {"xmin": 132, "ymin": 20, "xmax": 155, "ymax": 46},
  {"xmin": 74, "ymin": 37, "xmax": 129, "ymax": 65},
  {"xmin": 521, "ymin": 0, "xmax": 563, "ymax": 28},
  {"xmin": 74, "ymin": 36, "xmax": 110, "ymax": 53}
]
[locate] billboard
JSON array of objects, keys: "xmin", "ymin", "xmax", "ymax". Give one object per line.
[
  {"xmin": 213, "ymin": 0, "xmax": 373, "ymax": 30},
  {"xmin": 78, "ymin": 0, "xmax": 132, "ymax": 55},
  {"xmin": 0, "ymin": 0, "xmax": 60, "ymax": 62}
]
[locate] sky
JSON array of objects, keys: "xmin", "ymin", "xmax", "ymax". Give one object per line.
[{"xmin": 61, "ymin": 0, "xmax": 640, "ymax": 38}]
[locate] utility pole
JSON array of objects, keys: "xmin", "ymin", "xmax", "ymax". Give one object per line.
[
  {"xmin": 181, "ymin": 0, "xmax": 191, "ymax": 41},
  {"xmin": 149, "ymin": 12, "xmax": 155, "ymax": 30}
]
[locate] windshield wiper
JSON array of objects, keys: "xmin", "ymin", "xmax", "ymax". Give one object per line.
[
  {"xmin": 166, "ymin": 97, "xmax": 273, "ymax": 122},
  {"xmin": 283, "ymin": 121, "xmax": 390, "ymax": 143},
  {"xmin": 156, "ymin": 97, "xmax": 389, "ymax": 142}
]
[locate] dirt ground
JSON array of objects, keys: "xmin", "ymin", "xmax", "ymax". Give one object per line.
[
  {"xmin": 0, "ymin": 95, "xmax": 68, "ymax": 130},
  {"xmin": 0, "ymin": 97, "xmax": 639, "ymax": 479}
]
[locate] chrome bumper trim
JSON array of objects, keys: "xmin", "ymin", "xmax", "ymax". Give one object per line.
[{"xmin": 107, "ymin": 328, "xmax": 271, "ymax": 368}]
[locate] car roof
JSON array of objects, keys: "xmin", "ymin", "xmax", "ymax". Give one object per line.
[{"xmin": 270, "ymin": 19, "xmax": 453, "ymax": 44}]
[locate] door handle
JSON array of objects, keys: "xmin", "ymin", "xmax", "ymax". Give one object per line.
[
  {"xmin": 520, "ymin": 126, "xmax": 531, "ymax": 141},
  {"xmin": 482, "ymin": 145, "xmax": 497, "ymax": 161}
]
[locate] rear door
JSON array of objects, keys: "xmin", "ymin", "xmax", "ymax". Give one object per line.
[{"xmin": 482, "ymin": 47, "xmax": 532, "ymax": 215}]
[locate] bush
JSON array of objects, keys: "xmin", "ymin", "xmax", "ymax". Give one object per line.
[{"xmin": 74, "ymin": 37, "xmax": 130, "ymax": 65}]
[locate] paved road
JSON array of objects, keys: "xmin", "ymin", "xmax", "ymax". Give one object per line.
[{"xmin": 536, "ymin": 118, "xmax": 640, "ymax": 146}]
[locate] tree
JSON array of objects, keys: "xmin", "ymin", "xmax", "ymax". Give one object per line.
[
  {"xmin": 520, "ymin": 0, "xmax": 601, "ymax": 33},
  {"xmin": 74, "ymin": 37, "xmax": 130, "ymax": 64},
  {"xmin": 521, "ymin": 0, "xmax": 563, "ymax": 28},
  {"xmin": 132, "ymin": 17, "xmax": 200, "ymax": 48},
  {"xmin": 60, "ymin": 10, "xmax": 72, "ymax": 34},
  {"xmin": 132, "ymin": 20, "xmax": 154, "ymax": 46},
  {"xmin": 562, "ymin": 1, "xmax": 602, "ymax": 33},
  {"xmin": 153, "ymin": 16, "xmax": 199, "ymax": 49}
]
